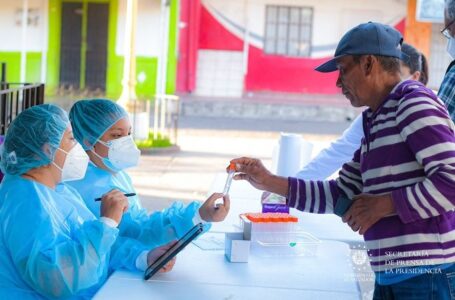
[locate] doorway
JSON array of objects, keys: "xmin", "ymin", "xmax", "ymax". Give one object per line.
[{"xmin": 59, "ymin": 1, "xmax": 109, "ymax": 92}]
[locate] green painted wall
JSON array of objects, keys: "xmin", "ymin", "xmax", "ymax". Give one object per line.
[
  {"xmin": 0, "ymin": 52, "xmax": 43, "ymax": 83},
  {"xmin": 105, "ymin": 0, "xmax": 159, "ymax": 99},
  {"xmin": 107, "ymin": 0, "xmax": 179, "ymax": 99},
  {"xmin": 106, "ymin": 56, "xmax": 158, "ymax": 99},
  {"xmin": 0, "ymin": 0, "xmax": 179, "ymax": 99}
]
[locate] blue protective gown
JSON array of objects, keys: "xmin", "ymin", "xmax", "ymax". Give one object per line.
[
  {"xmin": 0, "ymin": 175, "xmax": 119, "ymax": 299},
  {"xmin": 68, "ymin": 163, "xmax": 210, "ymax": 250}
]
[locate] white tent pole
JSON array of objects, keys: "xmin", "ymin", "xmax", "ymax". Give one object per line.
[
  {"xmin": 40, "ymin": 0, "xmax": 49, "ymax": 83},
  {"xmin": 20, "ymin": 0, "xmax": 29, "ymax": 83},
  {"xmin": 118, "ymin": 0, "xmax": 138, "ymax": 108}
]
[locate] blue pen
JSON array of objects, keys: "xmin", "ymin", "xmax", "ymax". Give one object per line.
[{"xmin": 95, "ymin": 193, "xmax": 136, "ymax": 201}]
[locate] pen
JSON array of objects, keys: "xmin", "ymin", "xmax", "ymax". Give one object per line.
[{"xmin": 95, "ymin": 193, "xmax": 136, "ymax": 201}]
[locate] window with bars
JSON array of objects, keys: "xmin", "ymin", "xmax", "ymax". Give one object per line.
[{"xmin": 264, "ymin": 5, "xmax": 313, "ymax": 57}]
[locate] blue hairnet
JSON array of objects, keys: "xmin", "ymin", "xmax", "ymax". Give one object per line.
[
  {"xmin": 0, "ymin": 104, "xmax": 68, "ymax": 175},
  {"xmin": 69, "ymin": 99, "xmax": 128, "ymax": 150}
]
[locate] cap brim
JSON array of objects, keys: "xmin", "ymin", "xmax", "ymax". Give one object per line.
[{"xmin": 315, "ymin": 55, "xmax": 346, "ymax": 73}]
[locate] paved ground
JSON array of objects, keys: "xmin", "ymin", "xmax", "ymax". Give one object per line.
[
  {"xmin": 178, "ymin": 116, "xmax": 353, "ymax": 134},
  {"xmin": 128, "ymin": 123, "xmax": 349, "ymax": 212}
]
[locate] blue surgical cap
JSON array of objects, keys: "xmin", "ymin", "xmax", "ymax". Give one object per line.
[
  {"xmin": 0, "ymin": 104, "xmax": 69, "ymax": 175},
  {"xmin": 69, "ymin": 99, "xmax": 128, "ymax": 150}
]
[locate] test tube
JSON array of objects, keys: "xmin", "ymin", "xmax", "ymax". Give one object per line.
[{"xmin": 223, "ymin": 163, "xmax": 236, "ymax": 195}]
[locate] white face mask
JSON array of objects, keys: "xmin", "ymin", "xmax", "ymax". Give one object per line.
[
  {"xmin": 93, "ymin": 135, "xmax": 140, "ymax": 172},
  {"xmin": 53, "ymin": 143, "xmax": 89, "ymax": 182},
  {"xmin": 447, "ymin": 37, "xmax": 455, "ymax": 59}
]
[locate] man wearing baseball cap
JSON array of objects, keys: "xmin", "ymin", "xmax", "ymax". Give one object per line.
[{"xmin": 230, "ymin": 22, "xmax": 455, "ymax": 298}]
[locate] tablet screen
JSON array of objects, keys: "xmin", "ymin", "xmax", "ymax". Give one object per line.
[{"xmin": 144, "ymin": 223, "xmax": 204, "ymax": 280}]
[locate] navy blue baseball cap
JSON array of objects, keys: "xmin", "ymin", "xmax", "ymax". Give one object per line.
[{"xmin": 315, "ymin": 22, "xmax": 405, "ymax": 73}]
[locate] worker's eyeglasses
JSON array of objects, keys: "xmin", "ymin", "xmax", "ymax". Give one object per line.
[{"xmin": 442, "ymin": 19, "xmax": 455, "ymax": 39}]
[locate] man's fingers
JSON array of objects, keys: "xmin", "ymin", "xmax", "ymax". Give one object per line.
[
  {"xmin": 342, "ymin": 212, "xmax": 352, "ymax": 223},
  {"xmin": 229, "ymin": 157, "xmax": 251, "ymax": 167},
  {"xmin": 352, "ymin": 194, "xmax": 363, "ymax": 200},
  {"xmin": 233, "ymin": 173, "xmax": 249, "ymax": 181},
  {"xmin": 350, "ymin": 221, "xmax": 360, "ymax": 232},
  {"xmin": 229, "ymin": 157, "xmax": 261, "ymax": 173}
]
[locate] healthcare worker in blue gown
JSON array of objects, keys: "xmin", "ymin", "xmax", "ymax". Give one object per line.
[
  {"xmin": 68, "ymin": 99, "xmax": 230, "ymax": 271},
  {"xmin": 0, "ymin": 104, "xmax": 178, "ymax": 299}
]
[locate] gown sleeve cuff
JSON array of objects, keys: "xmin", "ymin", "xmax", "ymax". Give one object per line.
[
  {"xmin": 100, "ymin": 217, "xmax": 119, "ymax": 228},
  {"xmin": 135, "ymin": 250, "xmax": 149, "ymax": 271},
  {"xmin": 192, "ymin": 208, "xmax": 208, "ymax": 225}
]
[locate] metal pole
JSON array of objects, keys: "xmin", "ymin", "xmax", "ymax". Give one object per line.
[
  {"xmin": 156, "ymin": 0, "xmax": 171, "ymax": 137},
  {"xmin": 1, "ymin": 63, "xmax": 6, "ymax": 83},
  {"xmin": 153, "ymin": 95, "xmax": 159, "ymax": 139},
  {"xmin": 173, "ymin": 98, "xmax": 180, "ymax": 145},
  {"xmin": 20, "ymin": 0, "xmax": 29, "ymax": 83},
  {"xmin": 160, "ymin": 95, "xmax": 166, "ymax": 135}
]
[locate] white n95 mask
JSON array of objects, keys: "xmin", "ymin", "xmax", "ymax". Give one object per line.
[
  {"xmin": 53, "ymin": 143, "xmax": 89, "ymax": 182},
  {"xmin": 94, "ymin": 135, "xmax": 140, "ymax": 172},
  {"xmin": 447, "ymin": 37, "xmax": 455, "ymax": 59}
]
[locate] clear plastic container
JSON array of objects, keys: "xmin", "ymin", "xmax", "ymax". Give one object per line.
[
  {"xmin": 252, "ymin": 231, "xmax": 320, "ymax": 257},
  {"xmin": 240, "ymin": 213, "xmax": 320, "ymax": 257}
]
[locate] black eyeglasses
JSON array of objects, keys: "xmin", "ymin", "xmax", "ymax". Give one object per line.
[{"xmin": 442, "ymin": 19, "xmax": 455, "ymax": 39}]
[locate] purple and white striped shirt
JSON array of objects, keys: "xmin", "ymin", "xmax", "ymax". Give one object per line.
[{"xmin": 287, "ymin": 80, "xmax": 455, "ymax": 272}]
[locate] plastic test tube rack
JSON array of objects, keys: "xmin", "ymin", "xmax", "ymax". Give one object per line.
[
  {"xmin": 240, "ymin": 213, "xmax": 299, "ymax": 243},
  {"xmin": 240, "ymin": 213, "xmax": 320, "ymax": 257}
]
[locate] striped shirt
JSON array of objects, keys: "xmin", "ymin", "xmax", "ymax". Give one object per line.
[{"xmin": 287, "ymin": 80, "xmax": 455, "ymax": 272}]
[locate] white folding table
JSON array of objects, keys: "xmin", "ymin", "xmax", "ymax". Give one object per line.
[{"xmin": 95, "ymin": 241, "xmax": 360, "ymax": 299}]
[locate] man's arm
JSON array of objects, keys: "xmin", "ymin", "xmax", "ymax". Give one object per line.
[
  {"xmin": 231, "ymin": 149, "xmax": 364, "ymax": 215},
  {"xmin": 393, "ymin": 94, "xmax": 455, "ymax": 223}
]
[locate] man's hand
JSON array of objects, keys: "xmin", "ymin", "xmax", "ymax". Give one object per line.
[
  {"xmin": 342, "ymin": 193, "xmax": 395, "ymax": 235},
  {"xmin": 229, "ymin": 157, "xmax": 288, "ymax": 196},
  {"xmin": 147, "ymin": 241, "xmax": 178, "ymax": 273},
  {"xmin": 199, "ymin": 193, "xmax": 230, "ymax": 222}
]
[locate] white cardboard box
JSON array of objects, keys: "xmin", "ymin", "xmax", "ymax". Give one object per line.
[{"xmin": 225, "ymin": 232, "xmax": 250, "ymax": 263}]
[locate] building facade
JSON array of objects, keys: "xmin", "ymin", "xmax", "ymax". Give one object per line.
[
  {"xmin": 177, "ymin": 0, "xmax": 451, "ymax": 97},
  {"xmin": 1, "ymin": 0, "xmax": 451, "ymax": 100},
  {"xmin": 0, "ymin": 0, "xmax": 179, "ymax": 98}
]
